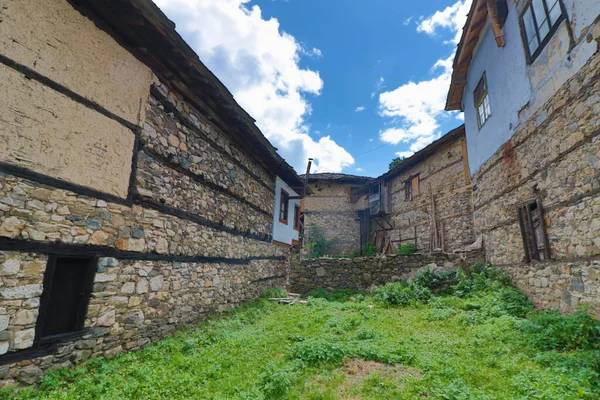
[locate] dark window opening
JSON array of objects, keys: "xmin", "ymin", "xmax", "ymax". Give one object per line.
[
  {"xmin": 279, "ymin": 189, "xmax": 289, "ymax": 224},
  {"xmin": 474, "ymin": 73, "xmax": 491, "ymax": 128},
  {"xmin": 36, "ymin": 256, "xmax": 96, "ymax": 343},
  {"xmin": 517, "ymin": 199, "xmax": 551, "ymax": 262},
  {"xmin": 405, "ymin": 175, "xmax": 420, "ymax": 201},
  {"xmin": 520, "ymin": 0, "xmax": 565, "ymax": 63},
  {"xmin": 293, "ymin": 204, "xmax": 300, "ymax": 231}
]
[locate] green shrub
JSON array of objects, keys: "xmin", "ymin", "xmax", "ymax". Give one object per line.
[
  {"xmin": 363, "ymin": 242, "xmax": 377, "ymax": 257},
  {"xmin": 396, "ymin": 242, "xmax": 416, "ymax": 255},
  {"xmin": 372, "ymin": 281, "xmax": 432, "ymax": 307},
  {"xmin": 289, "ymin": 336, "xmax": 347, "ymax": 365},
  {"xmin": 259, "ymin": 361, "xmax": 301, "ymax": 398},
  {"xmin": 522, "ymin": 308, "xmax": 600, "ymax": 351},
  {"xmin": 260, "ymin": 287, "xmax": 288, "ymax": 299},
  {"xmin": 306, "ymin": 224, "xmax": 336, "ymax": 258}
]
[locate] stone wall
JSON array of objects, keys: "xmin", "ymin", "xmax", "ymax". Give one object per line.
[
  {"xmin": 472, "ymin": 48, "xmax": 600, "ymax": 315},
  {"xmin": 304, "ymin": 182, "xmax": 363, "ymax": 256},
  {"xmin": 0, "ymin": 0, "xmax": 291, "ymax": 386},
  {"xmin": 289, "ymin": 251, "xmax": 484, "ymax": 293},
  {"xmin": 375, "ymin": 132, "xmax": 475, "ymax": 253}
]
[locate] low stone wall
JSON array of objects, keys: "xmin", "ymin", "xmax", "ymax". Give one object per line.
[
  {"xmin": 289, "ymin": 251, "xmax": 484, "ymax": 293},
  {"xmin": 504, "ymin": 260, "xmax": 600, "ymax": 317}
]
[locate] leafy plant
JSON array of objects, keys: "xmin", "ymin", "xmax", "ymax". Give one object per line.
[
  {"xmin": 396, "ymin": 242, "xmax": 416, "ymax": 255},
  {"xmin": 389, "ymin": 156, "xmax": 405, "ymax": 170},
  {"xmin": 306, "ymin": 224, "xmax": 336, "ymax": 259},
  {"xmin": 363, "ymin": 242, "xmax": 377, "ymax": 257}
]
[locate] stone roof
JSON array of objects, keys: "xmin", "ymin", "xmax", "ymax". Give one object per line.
[{"xmin": 300, "ymin": 173, "xmax": 373, "ymax": 184}]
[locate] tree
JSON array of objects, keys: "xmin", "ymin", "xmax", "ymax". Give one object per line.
[{"xmin": 389, "ymin": 157, "xmax": 405, "ymax": 170}]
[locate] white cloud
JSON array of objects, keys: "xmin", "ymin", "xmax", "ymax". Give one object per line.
[
  {"xmin": 403, "ymin": 16, "xmax": 413, "ymax": 26},
  {"xmin": 371, "ymin": 77, "xmax": 386, "ymax": 98},
  {"xmin": 378, "ymin": 1, "xmax": 468, "ymax": 154},
  {"xmin": 396, "ymin": 151, "xmax": 414, "ymax": 159},
  {"xmin": 153, "ymin": 0, "xmax": 353, "ymax": 173},
  {"xmin": 417, "ymin": 0, "xmax": 471, "ymax": 44},
  {"xmin": 356, "ymin": 167, "xmax": 364, "ymax": 172},
  {"xmin": 355, "ymin": 106, "xmax": 366, "ymax": 112}
]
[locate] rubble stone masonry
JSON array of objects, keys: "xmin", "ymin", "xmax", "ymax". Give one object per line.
[
  {"xmin": 382, "ymin": 132, "xmax": 475, "ymax": 252},
  {"xmin": 0, "ymin": 0, "xmax": 288, "ymax": 386},
  {"xmin": 473, "ymin": 50, "xmax": 600, "ymax": 316},
  {"xmin": 304, "ymin": 183, "xmax": 362, "ymax": 256}
]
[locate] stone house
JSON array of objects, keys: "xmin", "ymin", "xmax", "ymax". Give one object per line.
[
  {"xmin": 0, "ymin": 0, "xmax": 304, "ymax": 385},
  {"xmin": 302, "ymin": 173, "xmax": 372, "ymax": 256},
  {"xmin": 354, "ymin": 125, "xmax": 475, "ymax": 254},
  {"xmin": 446, "ymin": 0, "xmax": 600, "ymax": 314}
]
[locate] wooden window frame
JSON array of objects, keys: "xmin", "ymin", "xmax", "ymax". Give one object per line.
[
  {"xmin": 279, "ymin": 188, "xmax": 289, "ymax": 224},
  {"xmin": 293, "ymin": 204, "xmax": 300, "ymax": 231},
  {"xmin": 517, "ymin": 199, "xmax": 551, "ymax": 262},
  {"xmin": 404, "ymin": 174, "xmax": 420, "ymax": 201},
  {"xmin": 474, "ymin": 73, "xmax": 491, "ymax": 129},
  {"xmin": 519, "ymin": 0, "xmax": 566, "ymax": 64},
  {"xmin": 35, "ymin": 256, "xmax": 97, "ymax": 346}
]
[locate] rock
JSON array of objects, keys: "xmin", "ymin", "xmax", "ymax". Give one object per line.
[
  {"xmin": 115, "ymin": 238, "xmax": 129, "ymax": 251},
  {"xmin": 18, "ymin": 365, "xmax": 43, "ymax": 385},
  {"xmin": 13, "ymin": 328, "xmax": 35, "ymax": 350},
  {"xmin": 0, "ymin": 316, "xmax": 9, "ymax": 331},
  {"xmin": 150, "ymin": 276, "xmax": 163, "ymax": 291},
  {"xmin": 128, "ymin": 297, "xmax": 142, "ymax": 307},
  {"xmin": 121, "ymin": 282, "xmax": 135, "ymax": 294},
  {"xmin": 22, "ymin": 261, "xmax": 43, "ymax": 277},
  {"xmin": 90, "ymin": 231, "xmax": 109, "ymax": 245},
  {"xmin": 97, "ymin": 311, "xmax": 115, "ymax": 327},
  {"xmin": 136, "ymin": 279, "xmax": 149, "ymax": 294},
  {"xmin": 156, "ymin": 238, "xmax": 169, "ymax": 254},
  {"xmin": 95, "ymin": 274, "xmax": 117, "ymax": 283},
  {"xmin": 30, "ymin": 188, "xmax": 52, "ymax": 201},
  {"xmin": 167, "ymin": 134, "xmax": 180, "ymax": 147},
  {"xmin": 12, "ymin": 310, "xmax": 38, "ymax": 326},
  {"xmin": 131, "ymin": 228, "xmax": 145, "ymax": 239},
  {"xmin": 0, "ymin": 217, "xmax": 24, "ymax": 237},
  {"xmin": 1, "ymin": 285, "xmax": 43, "ymax": 299},
  {"xmin": 128, "ymin": 239, "xmax": 146, "ymax": 252},
  {"xmin": 85, "ymin": 219, "xmax": 102, "ymax": 230},
  {"xmin": 126, "ymin": 311, "xmax": 144, "ymax": 325},
  {"xmin": 56, "ymin": 206, "xmax": 70, "ymax": 215},
  {"xmin": 0, "ymin": 342, "xmax": 8, "ymax": 356},
  {"xmin": 0, "ymin": 259, "xmax": 20, "ymax": 276},
  {"xmin": 315, "ymin": 267, "xmax": 326, "ymax": 277}
]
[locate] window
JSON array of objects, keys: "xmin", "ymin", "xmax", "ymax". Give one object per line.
[
  {"xmin": 293, "ymin": 204, "xmax": 300, "ymax": 231},
  {"xmin": 405, "ymin": 175, "xmax": 420, "ymax": 201},
  {"xmin": 474, "ymin": 73, "xmax": 491, "ymax": 128},
  {"xmin": 517, "ymin": 199, "xmax": 550, "ymax": 262},
  {"xmin": 279, "ymin": 189, "xmax": 289, "ymax": 224},
  {"xmin": 520, "ymin": 0, "xmax": 565, "ymax": 62},
  {"xmin": 36, "ymin": 257, "xmax": 96, "ymax": 344}
]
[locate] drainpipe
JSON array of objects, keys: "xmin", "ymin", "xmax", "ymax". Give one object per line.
[{"xmin": 487, "ymin": 0, "xmax": 506, "ymax": 47}]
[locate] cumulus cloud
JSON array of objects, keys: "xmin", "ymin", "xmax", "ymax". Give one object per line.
[
  {"xmin": 378, "ymin": 1, "xmax": 470, "ymax": 154},
  {"xmin": 153, "ymin": 0, "xmax": 353, "ymax": 172},
  {"xmin": 417, "ymin": 0, "xmax": 471, "ymax": 44},
  {"xmin": 371, "ymin": 77, "xmax": 386, "ymax": 98},
  {"xmin": 355, "ymin": 106, "xmax": 366, "ymax": 112}
]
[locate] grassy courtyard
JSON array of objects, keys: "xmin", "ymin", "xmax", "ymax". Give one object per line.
[{"xmin": 3, "ymin": 266, "xmax": 599, "ymax": 400}]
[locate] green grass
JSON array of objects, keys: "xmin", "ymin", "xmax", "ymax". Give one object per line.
[{"xmin": 3, "ymin": 266, "xmax": 599, "ymax": 400}]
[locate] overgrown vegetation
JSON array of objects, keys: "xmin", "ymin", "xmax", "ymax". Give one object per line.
[
  {"xmin": 306, "ymin": 224, "xmax": 336, "ymax": 259},
  {"xmin": 395, "ymin": 242, "xmax": 416, "ymax": 255},
  {"xmin": 4, "ymin": 265, "xmax": 599, "ymax": 399},
  {"xmin": 389, "ymin": 156, "xmax": 405, "ymax": 170},
  {"xmin": 362, "ymin": 242, "xmax": 377, "ymax": 257}
]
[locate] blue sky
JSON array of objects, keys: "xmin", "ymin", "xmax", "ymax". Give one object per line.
[{"xmin": 154, "ymin": 0, "xmax": 470, "ymax": 177}]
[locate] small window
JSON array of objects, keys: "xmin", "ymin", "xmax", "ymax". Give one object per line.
[
  {"xmin": 279, "ymin": 189, "xmax": 289, "ymax": 224},
  {"xmin": 405, "ymin": 175, "xmax": 420, "ymax": 201},
  {"xmin": 293, "ymin": 204, "xmax": 300, "ymax": 231},
  {"xmin": 37, "ymin": 257, "xmax": 96, "ymax": 343},
  {"xmin": 474, "ymin": 73, "xmax": 491, "ymax": 128},
  {"xmin": 517, "ymin": 199, "xmax": 550, "ymax": 262},
  {"xmin": 520, "ymin": 0, "xmax": 565, "ymax": 62}
]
